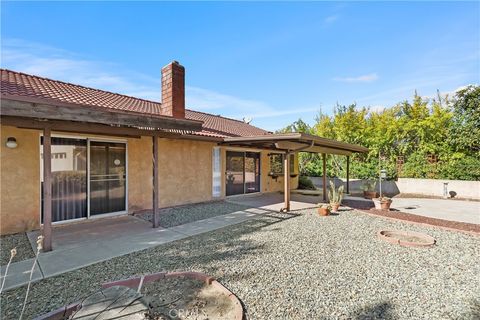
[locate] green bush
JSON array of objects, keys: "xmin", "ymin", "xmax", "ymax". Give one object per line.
[
  {"xmin": 298, "ymin": 176, "xmax": 316, "ymax": 190},
  {"xmin": 438, "ymin": 155, "xmax": 480, "ymax": 181}
]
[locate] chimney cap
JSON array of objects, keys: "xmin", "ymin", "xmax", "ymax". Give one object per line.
[{"xmin": 162, "ymin": 60, "xmax": 183, "ymax": 70}]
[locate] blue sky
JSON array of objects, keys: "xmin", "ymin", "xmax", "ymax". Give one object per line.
[{"xmin": 1, "ymin": 1, "xmax": 479, "ymax": 131}]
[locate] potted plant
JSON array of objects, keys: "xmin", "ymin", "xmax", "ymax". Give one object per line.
[
  {"xmin": 372, "ymin": 196, "xmax": 392, "ymax": 210},
  {"xmin": 380, "ymin": 196, "xmax": 392, "ymax": 210},
  {"xmin": 328, "ymin": 181, "xmax": 344, "ymax": 212},
  {"xmin": 363, "ymin": 179, "xmax": 378, "ymax": 199},
  {"xmin": 318, "ymin": 204, "xmax": 331, "ymax": 216}
]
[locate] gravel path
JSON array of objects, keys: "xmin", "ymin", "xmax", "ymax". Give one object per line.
[
  {"xmin": 1, "ymin": 209, "xmax": 479, "ymax": 319},
  {"xmin": 0, "ymin": 233, "xmax": 35, "ymax": 266},
  {"xmin": 136, "ymin": 201, "xmax": 252, "ymax": 228}
]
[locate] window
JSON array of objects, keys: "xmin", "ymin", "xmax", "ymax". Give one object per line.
[
  {"xmin": 290, "ymin": 154, "xmax": 295, "ymax": 174},
  {"xmin": 269, "ymin": 154, "xmax": 283, "ymax": 175},
  {"xmin": 269, "ymin": 153, "xmax": 296, "ymax": 175},
  {"xmin": 212, "ymin": 147, "xmax": 221, "ymax": 197}
]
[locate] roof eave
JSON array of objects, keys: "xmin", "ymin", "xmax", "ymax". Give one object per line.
[
  {"xmin": 222, "ymin": 132, "xmax": 369, "ymax": 154},
  {"xmin": 0, "ymin": 95, "xmax": 203, "ymax": 132}
]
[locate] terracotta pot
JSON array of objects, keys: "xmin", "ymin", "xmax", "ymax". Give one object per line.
[
  {"xmin": 318, "ymin": 207, "xmax": 330, "ymax": 216},
  {"xmin": 364, "ymin": 191, "xmax": 378, "ymax": 199},
  {"xmin": 330, "ymin": 203, "xmax": 340, "ymax": 212},
  {"xmin": 380, "ymin": 199, "xmax": 392, "ymax": 210}
]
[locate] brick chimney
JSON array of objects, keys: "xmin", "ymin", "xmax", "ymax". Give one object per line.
[{"xmin": 161, "ymin": 61, "xmax": 185, "ymax": 118}]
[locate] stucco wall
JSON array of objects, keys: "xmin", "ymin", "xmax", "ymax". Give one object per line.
[
  {"xmin": 158, "ymin": 138, "xmax": 215, "ymax": 207},
  {"xmin": 0, "ymin": 125, "xmax": 300, "ymax": 235},
  {"xmin": 127, "ymin": 136, "xmax": 153, "ymax": 212},
  {"xmin": 309, "ymin": 176, "xmax": 480, "ymax": 200},
  {"xmin": 1, "ymin": 125, "xmax": 41, "ymax": 235},
  {"xmin": 396, "ymin": 178, "xmax": 480, "ymax": 199},
  {"xmin": 261, "ymin": 151, "xmax": 299, "ymax": 192}
]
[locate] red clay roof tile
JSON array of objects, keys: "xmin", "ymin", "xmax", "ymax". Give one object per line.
[{"xmin": 1, "ymin": 69, "xmax": 271, "ymax": 138}]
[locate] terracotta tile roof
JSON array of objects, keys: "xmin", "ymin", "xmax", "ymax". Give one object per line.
[{"xmin": 0, "ymin": 69, "xmax": 271, "ymax": 138}]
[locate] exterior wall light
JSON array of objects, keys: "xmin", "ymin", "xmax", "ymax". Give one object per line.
[{"xmin": 6, "ymin": 137, "xmax": 18, "ymax": 149}]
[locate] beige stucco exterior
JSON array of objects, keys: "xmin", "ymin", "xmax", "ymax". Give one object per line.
[
  {"xmin": 157, "ymin": 138, "xmax": 216, "ymax": 207},
  {"xmin": 1, "ymin": 125, "xmax": 41, "ymax": 235},
  {"xmin": 0, "ymin": 125, "xmax": 299, "ymax": 235}
]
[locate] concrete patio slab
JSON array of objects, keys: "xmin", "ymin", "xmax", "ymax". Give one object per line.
[
  {"xmin": 27, "ymin": 215, "xmax": 152, "ymax": 252},
  {"xmin": 1, "ymin": 205, "xmax": 276, "ymax": 291},
  {"xmin": 227, "ymin": 192, "xmax": 319, "ymax": 211},
  {"xmin": 391, "ymin": 198, "xmax": 479, "ymax": 224}
]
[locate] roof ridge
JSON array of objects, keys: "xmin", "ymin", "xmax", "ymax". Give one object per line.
[{"xmin": 0, "ymin": 68, "xmax": 162, "ymax": 106}]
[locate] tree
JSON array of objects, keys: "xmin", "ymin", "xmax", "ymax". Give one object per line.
[
  {"xmin": 449, "ymin": 85, "xmax": 480, "ymax": 153},
  {"xmin": 277, "ymin": 87, "xmax": 480, "ymax": 181}
]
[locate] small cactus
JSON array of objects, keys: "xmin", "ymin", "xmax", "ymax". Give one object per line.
[{"xmin": 328, "ymin": 181, "xmax": 344, "ymax": 205}]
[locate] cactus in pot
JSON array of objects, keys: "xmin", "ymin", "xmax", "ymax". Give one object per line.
[{"xmin": 328, "ymin": 181, "xmax": 344, "ymax": 212}]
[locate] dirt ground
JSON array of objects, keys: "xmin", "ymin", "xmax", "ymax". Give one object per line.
[{"xmin": 142, "ymin": 276, "xmax": 236, "ymax": 320}]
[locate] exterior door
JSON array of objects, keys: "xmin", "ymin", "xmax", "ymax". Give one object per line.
[
  {"xmin": 245, "ymin": 152, "xmax": 260, "ymax": 193},
  {"xmin": 226, "ymin": 151, "xmax": 261, "ymax": 196},
  {"xmin": 89, "ymin": 141, "xmax": 127, "ymax": 215},
  {"xmin": 226, "ymin": 151, "xmax": 245, "ymax": 196}
]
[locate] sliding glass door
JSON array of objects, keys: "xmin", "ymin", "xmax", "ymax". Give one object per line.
[
  {"xmin": 41, "ymin": 137, "xmax": 88, "ymax": 223},
  {"xmin": 41, "ymin": 137, "xmax": 127, "ymax": 223},
  {"xmin": 226, "ymin": 151, "xmax": 260, "ymax": 196},
  {"xmin": 89, "ymin": 141, "xmax": 126, "ymax": 215}
]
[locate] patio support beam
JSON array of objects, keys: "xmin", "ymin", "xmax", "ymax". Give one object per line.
[
  {"xmin": 283, "ymin": 151, "xmax": 291, "ymax": 212},
  {"xmin": 152, "ymin": 135, "xmax": 159, "ymax": 228},
  {"xmin": 346, "ymin": 156, "xmax": 350, "ymax": 194},
  {"xmin": 43, "ymin": 126, "xmax": 53, "ymax": 252},
  {"xmin": 322, "ymin": 153, "xmax": 327, "ymax": 202}
]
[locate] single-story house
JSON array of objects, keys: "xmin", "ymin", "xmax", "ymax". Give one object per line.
[{"xmin": 0, "ymin": 61, "xmax": 368, "ymax": 251}]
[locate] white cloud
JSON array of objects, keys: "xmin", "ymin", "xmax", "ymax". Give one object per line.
[
  {"xmin": 1, "ymin": 38, "xmax": 161, "ymax": 100},
  {"xmin": 324, "ymin": 15, "xmax": 339, "ymax": 24},
  {"xmin": 334, "ymin": 73, "xmax": 379, "ymax": 83},
  {"xmin": 185, "ymin": 86, "xmax": 270, "ymax": 112},
  {"xmin": 368, "ymin": 105, "xmax": 387, "ymax": 113},
  {"xmin": 2, "ymin": 38, "xmax": 318, "ymax": 125}
]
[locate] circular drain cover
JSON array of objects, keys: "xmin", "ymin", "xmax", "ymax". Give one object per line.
[{"xmin": 378, "ymin": 230, "xmax": 435, "ymax": 248}]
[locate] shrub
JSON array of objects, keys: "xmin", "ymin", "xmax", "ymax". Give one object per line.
[{"xmin": 298, "ymin": 176, "xmax": 316, "ymax": 190}]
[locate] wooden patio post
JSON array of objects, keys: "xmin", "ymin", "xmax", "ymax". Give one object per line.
[
  {"xmin": 322, "ymin": 153, "xmax": 327, "ymax": 202},
  {"xmin": 152, "ymin": 135, "xmax": 159, "ymax": 228},
  {"xmin": 42, "ymin": 126, "xmax": 53, "ymax": 252},
  {"xmin": 346, "ymin": 155, "xmax": 350, "ymax": 194},
  {"xmin": 284, "ymin": 152, "xmax": 290, "ymax": 212}
]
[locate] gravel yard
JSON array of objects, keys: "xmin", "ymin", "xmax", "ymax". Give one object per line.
[
  {"xmin": 0, "ymin": 233, "xmax": 35, "ymax": 266},
  {"xmin": 136, "ymin": 201, "xmax": 252, "ymax": 228},
  {"xmin": 1, "ymin": 208, "xmax": 479, "ymax": 319}
]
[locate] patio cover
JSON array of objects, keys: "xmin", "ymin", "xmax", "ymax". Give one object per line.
[
  {"xmin": 222, "ymin": 132, "xmax": 369, "ymax": 155},
  {"xmin": 1, "ymin": 96, "xmax": 205, "ymax": 252},
  {"xmin": 222, "ymin": 133, "xmax": 369, "ymax": 212}
]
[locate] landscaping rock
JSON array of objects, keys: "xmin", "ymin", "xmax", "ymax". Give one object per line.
[{"xmin": 1, "ymin": 209, "xmax": 479, "ymax": 319}]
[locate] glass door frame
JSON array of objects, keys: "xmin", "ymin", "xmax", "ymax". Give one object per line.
[
  {"xmin": 225, "ymin": 149, "xmax": 261, "ymax": 197},
  {"xmin": 87, "ymin": 138, "xmax": 129, "ymax": 220},
  {"xmin": 39, "ymin": 133, "xmax": 129, "ymax": 225}
]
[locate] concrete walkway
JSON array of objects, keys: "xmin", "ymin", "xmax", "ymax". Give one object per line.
[
  {"xmin": 0, "ymin": 207, "xmax": 271, "ymax": 291},
  {"xmin": 227, "ymin": 192, "xmax": 320, "ymax": 211},
  {"xmin": 391, "ymin": 198, "xmax": 480, "ymax": 224}
]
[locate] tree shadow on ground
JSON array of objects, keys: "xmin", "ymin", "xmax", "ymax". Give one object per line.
[
  {"xmin": 351, "ymin": 302, "xmax": 396, "ymax": 320},
  {"xmin": 0, "ymin": 210, "xmax": 302, "ymax": 319}
]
